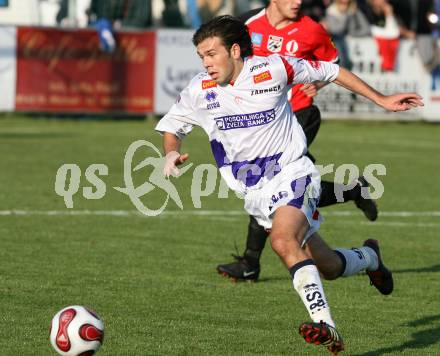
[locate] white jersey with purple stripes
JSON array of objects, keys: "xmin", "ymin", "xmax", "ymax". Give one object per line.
[{"xmin": 155, "ymin": 54, "xmax": 339, "ymax": 195}]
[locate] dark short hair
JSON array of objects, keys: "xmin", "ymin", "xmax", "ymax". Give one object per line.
[{"xmin": 192, "ymin": 15, "xmax": 253, "ymax": 58}]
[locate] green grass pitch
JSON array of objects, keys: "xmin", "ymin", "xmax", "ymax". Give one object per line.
[{"xmin": 0, "ymin": 115, "xmax": 440, "ymax": 355}]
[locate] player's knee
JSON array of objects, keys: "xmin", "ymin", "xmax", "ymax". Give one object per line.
[
  {"xmin": 270, "ymin": 232, "xmax": 301, "ymax": 259},
  {"xmin": 270, "ymin": 240, "xmax": 290, "ymax": 260}
]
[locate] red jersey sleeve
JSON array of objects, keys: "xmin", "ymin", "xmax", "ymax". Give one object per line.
[{"xmin": 310, "ymin": 23, "xmax": 339, "ymax": 62}]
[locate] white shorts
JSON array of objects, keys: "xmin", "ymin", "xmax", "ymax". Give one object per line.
[{"xmin": 243, "ymin": 156, "xmax": 322, "ymax": 245}]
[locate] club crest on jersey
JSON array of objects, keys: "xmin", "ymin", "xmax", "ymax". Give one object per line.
[
  {"xmin": 285, "ymin": 40, "xmax": 299, "ymax": 56},
  {"xmin": 251, "ymin": 32, "xmax": 263, "ymax": 46},
  {"xmin": 253, "ymin": 70, "xmax": 272, "ymax": 84},
  {"xmin": 202, "ymin": 80, "xmax": 217, "ymax": 89},
  {"xmin": 267, "ymin": 35, "xmax": 283, "ymax": 53}
]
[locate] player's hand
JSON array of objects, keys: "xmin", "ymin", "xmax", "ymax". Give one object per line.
[
  {"xmin": 163, "ymin": 151, "xmax": 189, "ymax": 177},
  {"xmin": 299, "ymin": 83, "xmax": 318, "ymax": 98},
  {"xmin": 378, "ymin": 93, "xmax": 424, "ymax": 112}
]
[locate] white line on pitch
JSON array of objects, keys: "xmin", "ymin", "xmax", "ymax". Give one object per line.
[{"xmin": 1, "ymin": 210, "xmax": 440, "ymax": 218}]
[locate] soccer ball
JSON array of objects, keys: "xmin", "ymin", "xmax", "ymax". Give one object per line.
[{"xmin": 49, "ymin": 305, "xmax": 104, "ymax": 355}]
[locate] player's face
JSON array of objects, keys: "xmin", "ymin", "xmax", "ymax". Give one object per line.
[
  {"xmin": 272, "ymin": 0, "xmax": 302, "ymax": 20},
  {"xmin": 196, "ymin": 36, "xmax": 239, "ymax": 85}
]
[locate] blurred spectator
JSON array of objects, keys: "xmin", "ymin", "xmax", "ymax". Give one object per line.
[
  {"xmin": 359, "ymin": 0, "xmax": 400, "ymax": 71},
  {"xmin": 233, "ymin": 0, "xmax": 251, "ymax": 15},
  {"xmin": 196, "ymin": 0, "xmax": 233, "ymax": 24},
  {"xmin": 186, "ymin": 0, "xmax": 202, "ymax": 28},
  {"xmin": 385, "ymin": 0, "xmax": 415, "ymax": 39},
  {"xmin": 432, "ymin": 0, "xmax": 440, "ymax": 38},
  {"xmin": 88, "ymin": 0, "xmax": 152, "ymax": 29},
  {"xmin": 56, "ymin": 0, "xmax": 92, "ymax": 27},
  {"xmin": 185, "ymin": 0, "xmax": 266, "ymax": 28},
  {"xmin": 56, "ymin": 0, "xmax": 68, "ymax": 25},
  {"xmin": 88, "ymin": 0, "xmax": 123, "ymax": 24},
  {"xmin": 390, "ymin": 0, "xmax": 438, "ymax": 72},
  {"xmin": 301, "ymin": 0, "xmax": 330, "ymax": 23},
  {"xmin": 87, "ymin": 0, "xmax": 152, "ymax": 51},
  {"xmin": 120, "ymin": 0, "xmax": 153, "ymax": 28},
  {"xmin": 414, "ymin": 0, "xmax": 438, "ymax": 73},
  {"xmin": 88, "ymin": 0, "xmax": 120, "ymax": 52},
  {"xmin": 162, "ymin": 0, "xmax": 185, "ymax": 27},
  {"xmin": 325, "ymin": 0, "xmax": 370, "ymax": 69}
]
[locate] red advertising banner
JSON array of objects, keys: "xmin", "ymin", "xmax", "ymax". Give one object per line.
[{"xmin": 16, "ymin": 27, "xmax": 155, "ymax": 114}]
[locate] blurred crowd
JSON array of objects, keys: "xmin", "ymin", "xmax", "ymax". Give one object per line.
[{"xmin": 56, "ymin": 0, "xmax": 440, "ymax": 72}]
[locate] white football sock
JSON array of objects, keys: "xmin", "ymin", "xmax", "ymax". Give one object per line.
[
  {"xmin": 292, "ymin": 262, "xmax": 335, "ymax": 327},
  {"xmin": 335, "ymin": 247, "xmax": 379, "ymax": 277}
]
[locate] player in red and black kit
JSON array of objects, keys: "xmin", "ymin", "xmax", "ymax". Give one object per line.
[{"xmin": 217, "ymin": 0, "xmax": 378, "ymax": 282}]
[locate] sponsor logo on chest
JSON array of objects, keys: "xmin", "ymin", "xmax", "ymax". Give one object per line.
[
  {"xmin": 250, "ymin": 62, "xmax": 269, "ymax": 72},
  {"xmin": 202, "ymin": 80, "xmax": 217, "ymax": 89},
  {"xmin": 285, "ymin": 40, "xmax": 299, "ymax": 55},
  {"xmin": 253, "ymin": 70, "xmax": 272, "ymax": 84},
  {"xmin": 215, "ymin": 109, "xmax": 276, "ymax": 131},
  {"xmin": 251, "ymin": 84, "xmax": 281, "ymax": 96}
]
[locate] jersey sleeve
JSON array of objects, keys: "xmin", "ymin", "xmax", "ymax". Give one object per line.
[
  {"xmin": 311, "ymin": 23, "xmax": 339, "ymax": 62},
  {"xmin": 155, "ymin": 83, "xmax": 200, "ymax": 140},
  {"xmin": 280, "ymin": 56, "xmax": 340, "ymax": 85}
]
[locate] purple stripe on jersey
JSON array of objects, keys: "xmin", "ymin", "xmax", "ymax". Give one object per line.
[
  {"xmin": 288, "ymin": 175, "xmax": 312, "ymax": 209},
  {"xmin": 210, "ymin": 139, "xmax": 229, "ymax": 168},
  {"xmin": 232, "ymin": 152, "xmax": 283, "ymax": 187},
  {"xmin": 209, "ymin": 140, "xmax": 283, "ymax": 187}
]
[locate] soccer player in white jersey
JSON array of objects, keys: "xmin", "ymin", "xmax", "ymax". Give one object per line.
[
  {"xmin": 218, "ymin": 0, "xmax": 377, "ymax": 283},
  {"xmin": 155, "ymin": 16, "xmax": 423, "ymax": 354}
]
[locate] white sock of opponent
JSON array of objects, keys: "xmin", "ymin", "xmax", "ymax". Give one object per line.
[
  {"xmin": 334, "ymin": 247, "xmax": 379, "ymax": 277},
  {"xmin": 290, "ymin": 259, "xmax": 335, "ymax": 327}
]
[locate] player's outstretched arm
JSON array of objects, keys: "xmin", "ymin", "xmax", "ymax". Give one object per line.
[
  {"xmin": 163, "ymin": 132, "xmax": 189, "ymax": 177},
  {"xmin": 333, "ymin": 67, "xmax": 424, "ymax": 112}
]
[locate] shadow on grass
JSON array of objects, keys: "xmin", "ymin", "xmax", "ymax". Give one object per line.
[
  {"xmin": 354, "ymin": 314, "xmax": 440, "ymax": 355},
  {"xmin": 393, "ymin": 264, "xmax": 440, "ymax": 274}
]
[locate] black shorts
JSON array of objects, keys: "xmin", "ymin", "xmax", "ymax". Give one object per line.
[
  {"xmin": 295, "ymin": 105, "xmax": 321, "ymax": 163},
  {"xmin": 295, "ymin": 105, "xmax": 321, "ymax": 147}
]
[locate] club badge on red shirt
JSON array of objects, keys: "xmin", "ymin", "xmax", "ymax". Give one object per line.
[{"xmin": 267, "ymin": 35, "xmax": 283, "ymax": 53}]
